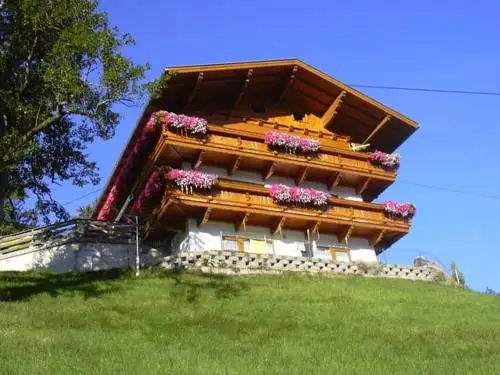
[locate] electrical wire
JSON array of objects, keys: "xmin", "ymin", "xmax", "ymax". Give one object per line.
[{"xmin": 350, "ymin": 84, "xmax": 500, "ymax": 96}]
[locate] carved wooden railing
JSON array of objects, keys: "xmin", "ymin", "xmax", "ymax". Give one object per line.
[
  {"xmin": 158, "ymin": 179, "xmax": 409, "ymax": 235},
  {"xmin": 161, "ymin": 128, "xmax": 395, "ymax": 181}
]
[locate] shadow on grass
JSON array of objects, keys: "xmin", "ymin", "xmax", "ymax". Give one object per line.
[
  {"xmin": 154, "ymin": 269, "xmax": 250, "ymax": 303},
  {"xmin": 0, "ymin": 269, "xmax": 126, "ymax": 302}
]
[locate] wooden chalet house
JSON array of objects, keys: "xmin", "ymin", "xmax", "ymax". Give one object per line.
[{"xmin": 94, "ymin": 59, "xmax": 418, "ymax": 263}]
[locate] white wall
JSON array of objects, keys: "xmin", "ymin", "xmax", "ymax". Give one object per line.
[
  {"xmin": 181, "ymin": 162, "xmax": 363, "ymax": 201},
  {"xmin": 172, "ymin": 219, "xmax": 378, "ymax": 262},
  {"xmin": 0, "ymin": 243, "xmax": 134, "ymax": 272}
]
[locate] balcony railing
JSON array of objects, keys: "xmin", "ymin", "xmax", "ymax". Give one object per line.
[{"xmin": 146, "ymin": 178, "xmax": 409, "ymax": 249}]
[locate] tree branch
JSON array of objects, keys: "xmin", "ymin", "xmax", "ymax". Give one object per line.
[{"xmin": 21, "ymin": 112, "xmax": 62, "ymax": 145}]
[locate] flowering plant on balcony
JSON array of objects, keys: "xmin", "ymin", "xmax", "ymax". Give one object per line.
[
  {"xmin": 382, "ymin": 201, "xmax": 416, "ymax": 220},
  {"xmin": 368, "ymin": 150, "xmax": 400, "ymax": 171},
  {"xmin": 133, "ymin": 171, "xmax": 164, "ymax": 214},
  {"xmin": 264, "ymin": 131, "xmax": 320, "ymax": 154},
  {"xmin": 151, "ymin": 111, "xmax": 208, "ymax": 136},
  {"xmin": 166, "ymin": 169, "xmax": 218, "ymax": 193},
  {"xmin": 269, "ymin": 184, "xmax": 329, "ymax": 207}
]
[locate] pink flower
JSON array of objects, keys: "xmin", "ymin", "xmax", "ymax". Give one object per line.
[
  {"xmin": 265, "ymin": 131, "xmax": 319, "ymax": 154},
  {"xmin": 166, "ymin": 169, "xmax": 218, "ymax": 193},
  {"xmin": 382, "ymin": 201, "xmax": 416, "ymax": 220},
  {"xmin": 269, "ymin": 184, "xmax": 329, "ymax": 207},
  {"xmin": 159, "ymin": 111, "xmax": 208, "ymax": 135},
  {"xmin": 369, "ymin": 151, "xmax": 400, "ymax": 171}
]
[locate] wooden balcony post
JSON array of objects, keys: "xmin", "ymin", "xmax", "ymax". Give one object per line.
[
  {"xmin": 327, "ymin": 173, "xmax": 341, "ymax": 190},
  {"xmin": 370, "ymin": 230, "xmax": 385, "ymax": 247},
  {"xmin": 235, "ymin": 212, "xmax": 250, "ymax": 232},
  {"xmin": 229, "ymin": 156, "xmax": 241, "ymax": 176},
  {"xmin": 198, "ymin": 207, "xmax": 212, "ymax": 227},
  {"xmin": 295, "ymin": 166, "xmax": 309, "ymax": 185},
  {"xmin": 356, "ymin": 178, "xmax": 371, "ymax": 195},
  {"xmin": 264, "ymin": 162, "xmax": 276, "ymax": 180},
  {"xmin": 362, "ymin": 115, "xmax": 391, "ymax": 145},
  {"xmin": 184, "ymin": 72, "xmax": 204, "ymax": 110},
  {"xmin": 271, "ymin": 217, "xmax": 287, "ymax": 235},
  {"xmin": 338, "ymin": 225, "xmax": 354, "ymax": 245},
  {"xmin": 321, "ymin": 90, "xmax": 347, "ymax": 126},
  {"xmin": 193, "ymin": 151, "xmax": 205, "ymax": 169}
]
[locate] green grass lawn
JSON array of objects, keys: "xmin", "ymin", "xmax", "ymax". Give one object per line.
[{"xmin": 1, "ymin": 270, "xmax": 499, "ymax": 375}]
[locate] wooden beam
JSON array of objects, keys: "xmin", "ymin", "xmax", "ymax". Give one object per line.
[
  {"xmin": 271, "ymin": 217, "xmax": 287, "ymax": 235},
  {"xmin": 193, "ymin": 151, "xmax": 205, "ymax": 169},
  {"xmin": 370, "ymin": 230, "xmax": 385, "ymax": 247},
  {"xmin": 295, "ymin": 166, "xmax": 309, "ymax": 185},
  {"xmin": 229, "ymin": 156, "xmax": 241, "ymax": 176},
  {"xmin": 233, "ymin": 69, "xmax": 253, "ymax": 108},
  {"xmin": 362, "ymin": 115, "xmax": 391, "ymax": 144},
  {"xmin": 263, "ymin": 162, "xmax": 276, "ymax": 180},
  {"xmin": 338, "ymin": 225, "xmax": 354, "ymax": 245},
  {"xmin": 308, "ymin": 221, "xmax": 321, "ymax": 238},
  {"xmin": 356, "ymin": 178, "xmax": 371, "ymax": 195},
  {"xmin": 184, "ymin": 72, "xmax": 204, "ymax": 109},
  {"xmin": 327, "ymin": 173, "xmax": 341, "ymax": 190},
  {"xmin": 198, "ymin": 207, "xmax": 212, "ymax": 227},
  {"xmin": 235, "ymin": 212, "xmax": 250, "ymax": 232},
  {"xmin": 277, "ymin": 65, "xmax": 299, "ymax": 103},
  {"xmin": 321, "ymin": 90, "xmax": 347, "ymax": 126}
]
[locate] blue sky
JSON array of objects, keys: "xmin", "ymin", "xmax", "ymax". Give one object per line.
[{"xmin": 51, "ymin": 0, "xmax": 500, "ymax": 291}]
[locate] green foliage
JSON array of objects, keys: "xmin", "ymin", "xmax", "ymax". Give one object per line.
[
  {"xmin": 451, "ymin": 259, "xmax": 466, "ymax": 287},
  {"xmin": 1, "ymin": 271, "xmax": 500, "ymax": 374},
  {"xmin": 0, "ymin": 0, "xmax": 160, "ymax": 233},
  {"xmin": 75, "ymin": 198, "xmax": 98, "ymax": 218}
]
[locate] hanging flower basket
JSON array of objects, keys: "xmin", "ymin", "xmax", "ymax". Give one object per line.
[
  {"xmin": 264, "ymin": 131, "xmax": 320, "ymax": 154},
  {"xmin": 133, "ymin": 171, "xmax": 164, "ymax": 214},
  {"xmin": 368, "ymin": 150, "xmax": 400, "ymax": 171},
  {"xmin": 166, "ymin": 169, "xmax": 218, "ymax": 193},
  {"xmin": 153, "ymin": 111, "xmax": 208, "ymax": 136},
  {"xmin": 382, "ymin": 201, "xmax": 416, "ymax": 220},
  {"xmin": 269, "ymin": 184, "xmax": 329, "ymax": 207}
]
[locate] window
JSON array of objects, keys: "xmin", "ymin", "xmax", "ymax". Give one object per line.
[
  {"xmin": 329, "ymin": 248, "xmax": 351, "ymax": 263},
  {"xmin": 222, "ymin": 235, "xmax": 274, "ymax": 254},
  {"xmin": 315, "ymin": 245, "xmax": 351, "ymax": 263}
]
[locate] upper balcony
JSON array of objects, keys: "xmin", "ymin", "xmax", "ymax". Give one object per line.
[
  {"xmin": 154, "ymin": 116, "xmax": 397, "ymax": 201},
  {"xmin": 144, "ymin": 178, "xmax": 410, "ymax": 251}
]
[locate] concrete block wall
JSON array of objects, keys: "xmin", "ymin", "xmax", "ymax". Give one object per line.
[{"xmin": 154, "ymin": 250, "xmax": 447, "ymax": 282}]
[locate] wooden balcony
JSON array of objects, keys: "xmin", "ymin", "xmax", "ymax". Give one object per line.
[
  {"xmin": 155, "ymin": 124, "xmax": 397, "ymax": 201},
  {"xmin": 145, "ymin": 179, "xmax": 410, "ymax": 251}
]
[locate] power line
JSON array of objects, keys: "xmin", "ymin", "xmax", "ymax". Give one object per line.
[
  {"xmin": 350, "ymin": 84, "xmax": 500, "ymax": 96},
  {"xmin": 59, "ymin": 187, "xmax": 103, "ymax": 207},
  {"xmin": 396, "ymin": 180, "xmax": 500, "ymax": 200}
]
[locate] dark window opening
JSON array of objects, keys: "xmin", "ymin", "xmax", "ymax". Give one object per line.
[
  {"xmin": 251, "ymin": 102, "xmax": 266, "ymax": 114},
  {"xmin": 293, "ymin": 112, "xmax": 305, "ymax": 121}
]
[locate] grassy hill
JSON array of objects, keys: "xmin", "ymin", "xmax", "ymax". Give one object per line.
[{"xmin": 1, "ymin": 270, "xmax": 499, "ymax": 375}]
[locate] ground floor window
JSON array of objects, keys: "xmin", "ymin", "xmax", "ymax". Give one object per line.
[
  {"xmin": 315, "ymin": 245, "xmax": 351, "ymax": 262},
  {"xmin": 222, "ymin": 235, "xmax": 274, "ymax": 254}
]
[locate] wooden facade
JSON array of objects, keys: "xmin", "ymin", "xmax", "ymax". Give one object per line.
[{"xmin": 95, "ymin": 59, "xmax": 418, "ymax": 256}]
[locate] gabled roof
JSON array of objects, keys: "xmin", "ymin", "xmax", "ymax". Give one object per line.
[
  {"xmin": 159, "ymin": 59, "xmax": 418, "ymax": 152},
  {"xmin": 93, "ymin": 59, "xmax": 418, "ymax": 219}
]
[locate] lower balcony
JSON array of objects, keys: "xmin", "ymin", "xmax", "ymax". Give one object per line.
[{"xmin": 144, "ymin": 178, "xmax": 410, "ymax": 251}]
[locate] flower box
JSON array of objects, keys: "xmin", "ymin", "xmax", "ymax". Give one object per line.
[
  {"xmin": 382, "ymin": 201, "xmax": 416, "ymax": 220},
  {"xmin": 153, "ymin": 111, "xmax": 208, "ymax": 136},
  {"xmin": 264, "ymin": 131, "xmax": 320, "ymax": 154},
  {"xmin": 368, "ymin": 150, "xmax": 400, "ymax": 171},
  {"xmin": 166, "ymin": 169, "xmax": 218, "ymax": 193},
  {"xmin": 269, "ymin": 184, "xmax": 329, "ymax": 207}
]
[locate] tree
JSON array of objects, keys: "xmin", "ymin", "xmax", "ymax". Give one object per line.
[
  {"xmin": 75, "ymin": 198, "xmax": 98, "ymax": 219},
  {"xmin": 0, "ymin": 0, "xmax": 162, "ymax": 233}
]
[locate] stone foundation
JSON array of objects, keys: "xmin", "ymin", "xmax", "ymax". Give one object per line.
[{"xmin": 152, "ymin": 250, "xmax": 448, "ymax": 282}]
